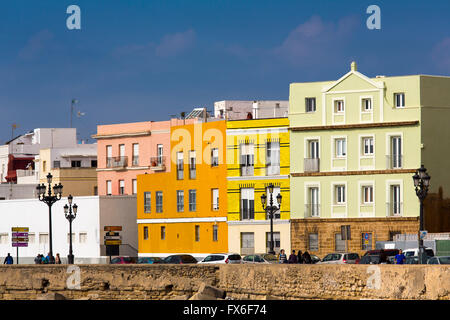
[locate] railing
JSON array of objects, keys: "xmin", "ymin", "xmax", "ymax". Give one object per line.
[
  {"xmin": 305, "ymin": 204, "xmax": 320, "ymax": 217},
  {"xmin": 386, "ymin": 202, "xmax": 403, "ymax": 216},
  {"xmin": 386, "ymin": 155, "xmax": 403, "ymax": 169},
  {"xmin": 304, "ymin": 158, "xmax": 320, "ymax": 172},
  {"xmin": 106, "ymin": 156, "xmax": 128, "ymax": 168},
  {"xmin": 266, "ymin": 164, "xmax": 280, "ymax": 176},
  {"xmin": 189, "ymin": 166, "xmax": 196, "ymax": 179},
  {"xmin": 132, "ymin": 156, "xmax": 139, "ymax": 166},
  {"xmin": 150, "ymin": 156, "xmax": 166, "ymax": 171},
  {"xmin": 16, "ymin": 170, "xmax": 37, "ymax": 177},
  {"xmin": 240, "ymin": 165, "xmax": 254, "ymax": 176}
]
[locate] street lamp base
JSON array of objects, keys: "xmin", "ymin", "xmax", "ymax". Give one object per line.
[{"xmin": 67, "ymin": 254, "xmax": 74, "ymax": 264}]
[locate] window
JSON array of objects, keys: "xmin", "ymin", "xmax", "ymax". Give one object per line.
[
  {"xmin": 213, "ymin": 225, "xmax": 218, "ymax": 242},
  {"xmin": 241, "ymin": 232, "xmax": 255, "ymax": 255},
  {"xmin": 335, "ymin": 185, "xmax": 346, "ymax": 204},
  {"xmin": 309, "ymin": 233, "xmax": 319, "ymax": 251},
  {"xmin": 266, "ymin": 140, "xmax": 280, "ymax": 175},
  {"xmin": 28, "ymin": 233, "xmax": 35, "ymax": 244},
  {"xmin": 389, "ymin": 231, "xmax": 401, "ymax": 241},
  {"xmin": 240, "ymin": 188, "xmax": 254, "ymax": 220},
  {"xmin": 39, "ymin": 233, "xmax": 49, "ymax": 244},
  {"xmin": 212, "ymin": 188, "xmax": 219, "ymax": 210},
  {"xmin": 189, "ymin": 190, "xmax": 196, "ymax": 212},
  {"xmin": 362, "ymin": 186, "xmax": 374, "ymax": 204},
  {"xmin": 361, "ymin": 232, "xmax": 373, "ymax": 251},
  {"xmin": 362, "ymin": 98, "xmax": 372, "ymax": 111},
  {"xmin": 211, "ymin": 148, "xmax": 219, "ymax": 167},
  {"xmin": 43, "ymin": 161, "xmax": 47, "ymax": 172},
  {"xmin": 362, "ymin": 137, "xmax": 374, "ymax": 155},
  {"xmin": 67, "ymin": 233, "xmax": 76, "ymax": 243},
  {"xmin": 161, "ymin": 226, "xmax": 166, "ymax": 240},
  {"xmin": 79, "ymin": 232, "xmax": 87, "ymax": 243},
  {"xmin": 177, "ymin": 190, "xmax": 184, "ymax": 212},
  {"xmin": 305, "ymin": 97, "xmax": 316, "ymax": 112},
  {"xmin": 71, "ymin": 160, "xmax": 81, "ymax": 168},
  {"xmin": 91, "ymin": 160, "xmax": 97, "ymax": 168},
  {"xmin": 177, "ymin": 152, "xmax": 184, "ymax": 180},
  {"xmin": 335, "ymin": 139, "xmax": 346, "ymax": 157},
  {"xmin": 394, "ymin": 93, "xmax": 405, "ymax": 108},
  {"xmin": 106, "ymin": 145, "xmax": 112, "ymax": 167},
  {"xmin": 106, "ymin": 180, "xmax": 112, "ymax": 196},
  {"xmin": 132, "ymin": 143, "xmax": 139, "ymax": 166},
  {"xmin": 119, "ymin": 144, "xmax": 125, "ymax": 158},
  {"xmin": 0, "ymin": 233, "xmax": 8, "ymax": 244},
  {"xmin": 390, "ymin": 185, "xmax": 401, "ymax": 216},
  {"xmin": 143, "ymin": 227, "xmax": 148, "ymax": 240},
  {"xmin": 265, "ymin": 232, "xmax": 281, "ymax": 252},
  {"xmin": 335, "ymin": 233, "xmax": 346, "ymax": 252},
  {"xmin": 334, "ymin": 100, "xmax": 344, "ymax": 113},
  {"xmin": 53, "ymin": 161, "xmax": 61, "ymax": 168},
  {"xmin": 390, "ymin": 136, "xmax": 402, "ymax": 168},
  {"xmin": 195, "ymin": 225, "xmax": 200, "ymax": 242},
  {"xmin": 144, "ymin": 192, "xmax": 151, "ymax": 213},
  {"xmin": 157, "ymin": 144, "xmax": 164, "ymax": 166},
  {"xmin": 156, "ymin": 191, "xmax": 163, "ymax": 212},
  {"xmin": 189, "ymin": 151, "xmax": 196, "ymax": 179},
  {"xmin": 132, "ymin": 179, "xmax": 137, "ymax": 195},
  {"xmin": 119, "ymin": 180, "xmax": 125, "ymax": 195},
  {"xmin": 308, "ymin": 187, "xmax": 320, "ymax": 217},
  {"xmin": 240, "ymin": 143, "xmax": 254, "ymax": 176}
]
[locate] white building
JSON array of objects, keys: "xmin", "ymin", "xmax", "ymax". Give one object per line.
[{"xmin": 214, "ymin": 100, "xmax": 289, "ymax": 120}]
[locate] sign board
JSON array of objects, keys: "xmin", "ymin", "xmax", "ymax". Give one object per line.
[
  {"xmin": 12, "ymin": 227, "xmax": 29, "ymax": 232},
  {"xmin": 104, "ymin": 236, "xmax": 122, "ymax": 241},
  {"xmin": 104, "ymin": 226, "xmax": 122, "ymax": 232},
  {"xmin": 12, "ymin": 227, "xmax": 29, "ymax": 247},
  {"xmin": 105, "ymin": 240, "xmax": 122, "ymax": 246},
  {"xmin": 384, "ymin": 243, "xmax": 396, "ymax": 249},
  {"xmin": 105, "ymin": 231, "xmax": 120, "ymax": 237},
  {"xmin": 420, "ymin": 230, "xmax": 428, "ymax": 240}
]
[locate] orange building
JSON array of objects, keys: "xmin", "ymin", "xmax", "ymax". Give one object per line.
[{"xmin": 137, "ymin": 120, "xmax": 228, "ymax": 258}]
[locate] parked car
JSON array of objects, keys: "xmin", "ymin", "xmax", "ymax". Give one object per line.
[
  {"xmin": 110, "ymin": 256, "xmax": 137, "ymax": 264},
  {"xmin": 360, "ymin": 249, "xmax": 399, "ymax": 264},
  {"xmin": 161, "ymin": 254, "xmax": 198, "ymax": 264},
  {"xmin": 427, "ymin": 256, "xmax": 450, "ymax": 264},
  {"xmin": 403, "ymin": 248, "xmax": 435, "ymax": 258},
  {"xmin": 310, "ymin": 254, "xmax": 321, "ymax": 264},
  {"xmin": 258, "ymin": 253, "xmax": 278, "ymax": 263},
  {"xmin": 405, "ymin": 256, "xmax": 419, "ymax": 264},
  {"xmin": 137, "ymin": 257, "xmax": 163, "ymax": 264},
  {"xmin": 198, "ymin": 253, "xmax": 242, "ymax": 264},
  {"xmin": 242, "ymin": 254, "xmax": 271, "ymax": 264},
  {"xmin": 317, "ymin": 253, "xmax": 360, "ymax": 264}
]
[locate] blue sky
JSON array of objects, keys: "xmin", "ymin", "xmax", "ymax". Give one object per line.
[{"xmin": 1, "ymin": 0, "xmax": 450, "ymax": 143}]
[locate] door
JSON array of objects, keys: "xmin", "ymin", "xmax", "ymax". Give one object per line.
[
  {"xmin": 157, "ymin": 144, "xmax": 163, "ymax": 165},
  {"xmin": 309, "ymin": 140, "xmax": 319, "ymax": 158},
  {"xmin": 391, "ymin": 137, "xmax": 402, "ymax": 168},
  {"xmin": 309, "ymin": 187, "xmax": 319, "ymax": 217},
  {"xmin": 390, "ymin": 185, "xmax": 401, "ymax": 215}
]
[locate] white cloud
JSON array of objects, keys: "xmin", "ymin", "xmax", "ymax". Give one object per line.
[
  {"xmin": 18, "ymin": 30, "xmax": 54, "ymax": 60},
  {"xmin": 155, "ymin": 29, "xmax": 196, "ymax": 57},
  {"xmin": 431, "ymin": 37, "xmax": 450, "ymax": 72}
]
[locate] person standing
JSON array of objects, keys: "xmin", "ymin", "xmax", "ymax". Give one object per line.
[
  {"xmin": 302, "ymin": 250, "xmax": 312, "ymax": 264},
  {"xmin": 288, "ymin": 250, "xmax": 298, "ymax": 264},
  {"xmin": 395, "ymin": 249, "xmax": 406, "ymax": 265},
  {"xmin": 55, "ymin": 253, "xmax": 62, "ymax": 264},
  {"xmin": 3, "ymin": 253, "xmax": 13, "ymax": 265},
  {"xmin": 297, "ymin": 250, "xmax": 304, "ymax": 264},
  {"xmin": 278, "ymin": 249, "xmax": 287, "ymax": 264},
  {"xmin": 34, "ymin": 254, "xmax": 41, "ymax": 264}
]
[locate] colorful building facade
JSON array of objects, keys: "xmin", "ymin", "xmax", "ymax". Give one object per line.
[
  {"xmin": 289, "ymin": 62, "xmax": 450, "ymax": 257},
  {"xmin": 226, "ymin": 117, "xmax": 290, "ymax": 255},
  {"xmin": 137, "ymin": 120, "xmax": 228, "ymax": 258}
]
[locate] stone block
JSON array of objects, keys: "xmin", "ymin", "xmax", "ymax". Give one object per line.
[{"xmin": 197, "ymin": 283, "xmax": 226, "ymax": 299}]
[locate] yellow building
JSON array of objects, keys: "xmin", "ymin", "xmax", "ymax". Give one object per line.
[
  {"xmin": 226, "ymin": 117, "xmax": 290, "ymax": 255},
  {"xmin": 38, "ymin": 145, "xmax": 98, "ymax": 197},
  {"xmin": 137, "ymin": 120, "xmax": 228, "ymax": 258}
]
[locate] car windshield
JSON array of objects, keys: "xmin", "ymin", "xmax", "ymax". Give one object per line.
[
  {"xmin": 243, "ymin": 255, "xmax": 253, "ymax": 261},
  {"xmin": 228, "ymin": 254, "xmax": 241, "ymax": 261},
  {"xmin": 404, "ymin": 251, "xmax": 415, "ymax": 257},
  {"xmin": 203, "ymin": 255, "xmax": 217, "ymax": 262},
  {"xmin": 263, "ymin": 254, "xmax": 277, "ymax": 262},
  {"xmin": 438, "ymin": 257, "xmax": 450, "ymax": 264}
]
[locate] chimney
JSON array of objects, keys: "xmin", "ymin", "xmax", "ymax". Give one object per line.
[{"xmin": 351, "ymin": 61, "xmax": 357, "ymax": 72}]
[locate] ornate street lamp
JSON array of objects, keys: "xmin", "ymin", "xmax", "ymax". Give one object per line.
[
  {"xmin": 412, "ymin": 165, "xmax": 430, "ymax": 264},
  {"xmin": 261, "ymin": 183, "xmax": 282, "ymax": 255},
  {"xmin": 64, "ymin": 195, "xmax": 78, "ymax": 264},
  {"xmin": 37, "ymin": 173, "xmax": 63, "ymax": 264}
]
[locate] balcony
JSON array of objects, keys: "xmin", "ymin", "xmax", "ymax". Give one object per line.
[
  {"xmin": 150, "ymin": 156, "xmax": 166, "ymax": 172},
  {"xmin": 386, "ymin": 202, "xmax": 403, "ymax": 217},
  {"xmin": 386, "ymin": 155, "xmax": 403, "ymax": 169},
  {"xmin": 240, "ymin": 165, "xmax": 254, "ymax": 177},
  {"xmin": 131, "ymin": 156, "xmax": 139, "ymax": 167},
  {"xmin": 305, "ymin": 204, "xmax": 320, "ymax": 218},
  {"xmin": 304, "ymin": 158, "xmax": 320, "ymax": 172},
  {"xmin": 189, "ymin": 165, "xmax": 196, "ymax": 179},
  {"xmin": 266, "ymin": 164, "xmax": 280, "ymax": 176},
  {"xmin": 106, "ymin": 156, "xmax": 128, "ymax": 169}
]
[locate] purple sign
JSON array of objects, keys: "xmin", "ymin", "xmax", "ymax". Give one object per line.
[
  {"xmin": 12, "ymin": 242, "xmax": 28, "ymax": 247},
  {"xmin": 12, "ymin": 232, "xmax": 28, "ymax": 237}
]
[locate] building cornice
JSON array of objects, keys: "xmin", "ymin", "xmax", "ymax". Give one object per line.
[
  {"xmin": 291, "ymin": 169, "xmax": 416, "ymax": 177},
  {"xmin": 290, "ymin": 121, "xmax": 419, "ymax": 132},
  {"xmin": 91, "ymin": 131, "xmax": 151, "ymax": 140}
]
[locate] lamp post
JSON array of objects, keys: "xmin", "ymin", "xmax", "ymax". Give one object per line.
[
  {"xmin": 261, "ymin": 183, "xmax": 282, "ymax": 255},
  {"xmin": 412, "ymin": 165, "xmax": 430, "ymax": 264},
  {"xmin": 64, "ymin": 195, "xmax": 78, "ymax": 264},
  {"xmin": 37, "ymin": 173, "xmax": 63, "ymax": 264}
]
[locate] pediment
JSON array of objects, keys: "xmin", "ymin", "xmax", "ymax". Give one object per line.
[{"xmin": 322, "ymin": 71, "xmax": 384, "ymax": 93}]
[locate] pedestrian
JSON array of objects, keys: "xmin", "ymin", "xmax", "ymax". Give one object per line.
[
  {"xmin": 297, "ymin": 250, "xmax": 304, "ymax": 264},
  {"xmin": 3, "ymin": 253, "xmax": 13, "ymax": 265},
  {"xmin": 302, "ymin": 250, "xmax": 312, "ymax": 264},
  {"xmin": 34, "ymin": 254, "xmax": 41, "ymax": 264},
  {"xmin": 55, "ymin": 253, "xmax": 62, "ymax": 264},
  {"xmin": 45, "ymin": 252, "xmax": 54, "ymax": 264},
  {"xmin": 395, "ymin": 249, "xmax": 406, "ymax": 265},
  {"xmin": 41, "ymin": 254, "xmax": 48, "ymax": 264},
  {"xmin": 288, "ymin": 250, "xmax": 298, "ymax": 264},
  {"xmin": 278, "ymin": 249, "xmax": 287, "ymax": 264}
]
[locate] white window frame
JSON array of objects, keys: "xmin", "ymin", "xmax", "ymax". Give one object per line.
[
  {"xmin": 335, "ymin": 138, "xmax": 347, "ymax": 158},
  {"xmin": 362, "ymin": 136, "xmax": 374, "ymax": 156},
  {"xmin": 212, "ymin": 188, "xmax": 219, "ymax": 211},
  {"xmin": 240, "ymin": 188, "xmax": 255, "ymax": 220},
  {"xmin": 333, "ymin": 98, "xmax": 345, "ymax": 113},
  {"xmin": 304, "ymin": 182, "xmax": 320, "ymax": 218},
  {"xmin": 335, "ymin": 185, "xmax": 346, "ymax": 205},
  {"xmin": 106, "ymin": 180, "xmax": 112, "ymax": 196},
  {"xmin": 386, "ymin": 180, "xmax": 403, "ymax": 217},
  {"xmin": 176, "ymin": 190, "xmax": 184, "ymax": 212},
  {"xmin": 305, "ymin": 97, "xmax": 316, "ymax": 113},
  {"xmin": 394, "ymin": 92, "xmax": 405, "ymax": 108}
]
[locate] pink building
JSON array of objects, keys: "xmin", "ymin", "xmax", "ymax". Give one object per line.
[{"xmin": 93, "ymin": 119, "xmax": 195, "ymax": 196}]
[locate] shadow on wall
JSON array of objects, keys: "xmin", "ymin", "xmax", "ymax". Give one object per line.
[{"xmin": 425, "ymin": 187, "xmax": 450, "ymax": 232}]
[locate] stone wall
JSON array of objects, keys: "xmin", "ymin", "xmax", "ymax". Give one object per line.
[{"xmin": 0, "ymin": 264, "xmax": 449, "ymax": 300}]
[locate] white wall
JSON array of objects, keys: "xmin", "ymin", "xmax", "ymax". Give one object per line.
[
  {"xmin": 0, "ymin": 196, "xmax": 102, "ymax": 264},
  {"xmin": 47, "ymin": 144, "xmax": 97, "ymax": 168},
  {"xmin": 214, "ymin": 100, "xmax": 289, "ymax": 120}
]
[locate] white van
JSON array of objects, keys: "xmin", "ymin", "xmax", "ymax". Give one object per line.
[{"xmin": 403, "ymin": 248, "xmax": 434, "ymax": 257}]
